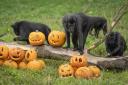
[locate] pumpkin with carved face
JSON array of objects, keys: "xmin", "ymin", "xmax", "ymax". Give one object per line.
[
  {"xmin": 75, "ymin": 67, "xmax": 93, "ymax": 79},
  {"xmin": 9, "ymin": 48, "xmax": 25, "ymax": 62},
  {"xmin": 25, "ymin": 49, "xmax": 37, "ymax": 61},
  {"xmin": 3, "ymin": 60, "xmax": 18, "ymax": 68},
  {"xmin": 0, "ymin": 45, "xmax": 9, "ymax": 59},
  {"xmin": 48, "ymin": 31, "xmax": 66, "ymax": 47},
  {"xmin": 58, "ymin": 64, "xmax": 74, "ymax": 77},
  {"xmin": 29, "ymin": 31, "xmax": 45, "ymax": 46},
  {"xmin": 70, "ymin": 55, "xmax": 88, "ymax": 68},
  {"xmin": 88, "ymin": 66, "xmax": 101, "ymax": 78}
]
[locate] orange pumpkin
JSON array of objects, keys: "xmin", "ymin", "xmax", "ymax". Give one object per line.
[
  {"xmin": 48, "ymin": 31, "xmax": 66, "ymax": 47},
  {"xmin": 19, "ymin": 61, "xmax": 27, "ymax": 69},
  {"xmin": 0, "ymin": 59, "xmax": 4, "ymax": 66},
  {"xmin": 0, "ymin": 45, "xmax": 9, "ymax": 59},
  {"xmin": 25, "ymin": 49, "xmax": 37, "ymax": 61},
  {"xmin": 9, "ymin": 47, "xmax": 25, "ymax": 62},
  {"xmin": 70, "ymin": 55, "xmax": 88, "ymax": 68},
  {"xmin": 3, "ymin": 60, "xmax": 18, "ymax": 68},
  {"xmin": 58, "ymin": 64, "xmax": 74, "ymax": 77},
  {"xmin": 88, "ymin": 66, "xmax": 101, "ymax": 77},
  {"xmin": 27, "ymin": 60, "xmax": 45, "ymax": 70},
  {"xmin": 75, "ymin": 67, "xmax": 93, "ymax": 79},
  {"xmin": 29, "ymin": 31, "xmax": 45, "ymax": 45}
]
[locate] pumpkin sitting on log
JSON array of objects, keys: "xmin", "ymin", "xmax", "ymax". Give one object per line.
[
  {"xmin": 29, "ymin": 30, "xmax": 45, "ymax": 46},
  {"xmin": 48, "ymin": 31, "xmax": 66, "ymax": 47}
]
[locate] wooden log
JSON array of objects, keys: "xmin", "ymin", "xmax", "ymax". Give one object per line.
[{"xmin": 1, "ymin": 42, "xmax": 128, "ymax": 70}]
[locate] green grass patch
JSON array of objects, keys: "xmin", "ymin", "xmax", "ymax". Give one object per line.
[{"xmin": 0, "ymin": 0, "xmax": 128, "ymax": 84}]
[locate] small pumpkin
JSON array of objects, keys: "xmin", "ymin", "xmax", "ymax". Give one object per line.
[
  {"xmin": 29, "ymin": 30, "xmax": 45, "ymax": 45},
  {"xmin": 88, "ymin": 66, "xmax": 101, "ymax": 77},
  {"xmin": 0, "ymin": 59, "xmax": 4, "ymax": 66},
  {"xmin": 48, "ymin": 31, "xmax": 66, "ymax": 47},
  {"xmin": 75, "ymin": 67, "xmax": 93, "ymax": 79},
  {"xmin": 70, "ymin": 55, "xmax": 88, "ymax": 68},
  {"xmin": 3, "ymin": 60, "xmax": 18, "ymax": 68},
  {"xmin": 19, "ymin": 61, "xmax": 27, "ymax": 69},
  {"xmin": 9, "ymin": 47, "xmax": 25, "ymax": 62},
  {"xmin": 25, "ymin": 49, "xmax": 37, "ymax": 61},
  {"xmin": 0, "ymin": 45, "xmax": 9, "ymax": 59},
  {"xmin": 58, "ymin": 64, "xmax": 74, "ymax": 77},
  {"xmin": 27, "ymin": 60, "xmax": 45, "ymax": 70}
]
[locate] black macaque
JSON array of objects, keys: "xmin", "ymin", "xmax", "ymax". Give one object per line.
[
  {"xmin": 105, "ymin": 32, "xmax": 127, "ymax": 57},
  {"xmin": 62, "ymin": 13, "xmax": 107, "ymax": 55},
  {"xmin": 88, "ymin": 16, "xmax": 107, "ymax": 38},
  {"xmin": 11, "ymin": 21, "xmax": 51, "ymax": 43}
]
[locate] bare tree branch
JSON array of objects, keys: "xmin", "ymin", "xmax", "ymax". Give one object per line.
[{"xmin": 88, "ymin": 1, "xmax": 128, "ymax": 51}]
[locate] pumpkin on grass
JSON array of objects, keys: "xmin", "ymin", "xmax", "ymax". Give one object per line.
[
  {"xmin": 9, "ymin": 47, "xmax": 25, "ymax": 62},
  {"xmin": 27, "ymin": 60, "xmax": 45, "ymax": 70},
  {"xmin": 75, "ymin": 67, "xmax": 93, "ymax": 79},
  {"xmin": 58, "ymin": 64, "xmax": 74, "ymax": 77},
  {"xmin": 0, "ymin": 59, "xmax": 4, "ymax": 66},
  {"xmin": 70, "ymin": 55, "xmax": 88, "ymax": 68},
  {"xmin": 25, "ymin": 49, "xmax": 37, "ymax": 61},
  {"xmin": 0, "ymin": 45, "xmax": 9, "ymax": 59},
  {"xmin": 3, "ymin": 60, "xmax": 18, "ymax": 68},
  {"xmin": 48, "ymin": 31, "xmax": 66, "ymax": 47},
  {"xmin": 19, "ymin": 61, "xmax": 27, "ymax": 69},
  {"xmin": 29, "ymin": 30, "xmax": 45, "ymax": 46},
  {"xmin": 88, "ymin": 66, "xmax": 101, "ymax": 78}
]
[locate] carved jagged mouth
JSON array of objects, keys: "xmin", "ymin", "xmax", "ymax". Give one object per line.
[
  {"xmin": 0, "ymin": 54, "xmax": 3, "ymax": 58},
  {"xmin": 12, "ymin": 56, "xmax": 19, "ymax": 58},
  {"xmin": 52, "ymin": 40, "xmax": 59, "ymax": 44},
  {"xmin": 0, "ymin": 54, "xmax": 2, "ymax": 56}
]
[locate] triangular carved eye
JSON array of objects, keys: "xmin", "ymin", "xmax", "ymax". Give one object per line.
[
  {"xmin": 79, "ymin": 58, "xmax": 82, "ymax": 62},
  {"xmin": 61, "ymin": 69, "xmax": 64, "ymax": 72},
  {"xmin": 58, "ymin": 36, "xmax": 59, "ymax": 39},
  {"xmin": 1, "ymin": 48, "xmax": 3, "ymax": 52},
  {"xmin": 26, "ymin": 53, "xmax": 30, "ymax": 58},
  {"xmin": 75, "ymin": 58, "xmax": 77, "ymax": 61}
]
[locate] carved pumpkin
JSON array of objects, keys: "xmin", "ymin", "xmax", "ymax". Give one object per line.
[
  {"xmin": 70, "ymin": 55, "xmax": 88, "ymax": 68},
  {"xmin": 88, "ymin": 66, "xmax": 101, "ymax": 77},
  {"xmin": 25, "ymin": 49, "xmax": 37, "ymax": 61},
  {"xmin": 48, "ymin": 31, "xmax": 66, "ymax": 47},
  {"xmin": 0, "ymin": 59, "xmax": 4, "ymax": 66},
  {"xmin": 0, "ymin": 45, "xmax": 9, "ymax": 59},
  {"xmin": 29, "ymin": 31, "xmax": 45, "ymax": 45},
  {"xmin": 27, "ymin": 60, "xmax": 45, "ymax": 70},
  {"xmin": 9, "ymin": 48, "xmax": 25, "ymax": 62},
  {"xmin": 19, "ymin": 62, "xmax": 27, "ymax": 69},
  {"xmin": 3, "ymin": 60, "xmax": 18, "ymax": 68},
  {"xmin": 75, "ymin": 67, "xmax": 93, "ymax": 79},
  {"xmin": 58, "ymin": 64, "xmax": 74, "ymax": 77}
]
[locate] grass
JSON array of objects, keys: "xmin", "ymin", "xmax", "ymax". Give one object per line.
[
  {"xmin": 0, "ymin": 59, "xmax": 128, "ymax": 85},
  {"xmin": 0, "ymin": 0, "xmax": 128, "ymax": 85}
]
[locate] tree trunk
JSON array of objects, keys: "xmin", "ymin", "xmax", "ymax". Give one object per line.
[{"xmin": 2, "ymin": 42, "xmax": 128, "ymax": 70}]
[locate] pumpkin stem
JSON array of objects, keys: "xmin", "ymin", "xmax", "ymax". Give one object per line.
[{"xmin": 35, "ymin": 30, "xmax": 39, "ymax": 32}]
